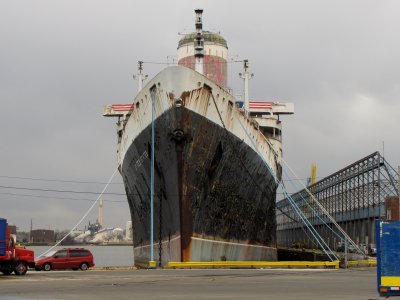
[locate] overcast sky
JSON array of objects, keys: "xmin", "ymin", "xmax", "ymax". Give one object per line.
[{"xmin": 1, "ymin": 0, "xmax": 399, "ymax": 231}]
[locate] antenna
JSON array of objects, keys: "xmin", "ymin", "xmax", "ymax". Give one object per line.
[{"xmin": 133, "ymin": 61, "xmax": 148, "ymax": 93}]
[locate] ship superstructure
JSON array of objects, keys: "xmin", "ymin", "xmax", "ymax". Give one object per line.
[{"xmin": 104, "ymin": 10, "xmax": 293, "ymax": 266}]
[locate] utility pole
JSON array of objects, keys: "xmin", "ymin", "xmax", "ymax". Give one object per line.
[
  {"xmin": 30, "ymin": 219, "xmax": 32, "ymax": 243},
  {"xmin": 344, "ymin": 238, "xmax": 348, "ymax": 269},
  {"xmin": 149, "ymin": 88, "xmax": 156, "ymax": 269}
]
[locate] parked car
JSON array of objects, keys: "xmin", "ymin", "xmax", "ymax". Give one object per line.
[{"xmin": 35, "ymin": 248, "xmax": 94, "ymax": 271}]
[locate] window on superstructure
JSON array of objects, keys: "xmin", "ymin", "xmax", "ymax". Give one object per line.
[{"xmin": 262, "ymin": 127, "xmax": 274, "ymax": 138}]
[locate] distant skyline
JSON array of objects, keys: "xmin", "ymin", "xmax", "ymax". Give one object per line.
[{"xmin": 1, "ymin": 0, "xmax": 399, "ymax": 231}]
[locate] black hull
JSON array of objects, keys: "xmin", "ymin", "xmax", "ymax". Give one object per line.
[{"xmin": 120, "ymin": 105, "xmax": 279, "ymax": 266}]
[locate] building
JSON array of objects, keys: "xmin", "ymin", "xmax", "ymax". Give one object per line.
[
  {"xmin": 16, "ymin": 231, "xmax": 30, "ymax": 243},
  {"xmin": 8, "ymin": 225, "xmax": 17, "ymax": 235},
  {"xmin": 30, "ymin": 229, "xmax": 55, "ymax": 244}
]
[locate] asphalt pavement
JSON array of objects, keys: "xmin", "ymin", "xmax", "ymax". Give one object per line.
[{"xmin": 0, "ymin": 268, "xmax": 379, "ymax": 300}]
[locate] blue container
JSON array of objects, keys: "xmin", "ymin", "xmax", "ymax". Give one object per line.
[
  {"xmin": 376, "ymin": 220, "xmax": 400, "ymax": 297},
  {"xmin": 0, "ymin": 218, "xmax": 7, "ymax": 256}
]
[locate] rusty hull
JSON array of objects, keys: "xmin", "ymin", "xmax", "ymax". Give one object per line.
[{"xmin": 118, "ymin": 67, "xmax": 280, "ymax": 266}]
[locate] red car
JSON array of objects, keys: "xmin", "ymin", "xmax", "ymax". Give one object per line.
[{"xmin": 35, "ymin": 248, "xmax": 94, "ymax": 271}]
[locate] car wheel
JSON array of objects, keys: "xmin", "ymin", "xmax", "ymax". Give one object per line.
[
  {"xmin": 1, "ymin": 270, "xmax": 13, "ymax": 275},
  {"xmin": 14, "ymin": 261, "xmax": 28, "ymax": 276},
  {"xmin": 43, "ymin": 263, "xmax": 52, "ymax": 271},
  {"xmin": 80, "ymin": 263, "xmax": 89, "ymax": 271}
]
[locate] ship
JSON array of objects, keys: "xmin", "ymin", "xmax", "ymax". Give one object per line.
[{"xmin": 104, "ymin": 9, "xmax": 294, "ymax": 267}]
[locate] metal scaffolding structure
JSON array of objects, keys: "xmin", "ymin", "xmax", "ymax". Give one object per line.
[{"xmin": 277, "ymin": 152, "xmax": 399, "ymax": 248}]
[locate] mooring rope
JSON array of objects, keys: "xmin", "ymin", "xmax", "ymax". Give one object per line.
[
  {"xmin": 37, "ymin": 167, "xmax": 119, "ymax": 258},
  {"xmin": 210, "ymin": 89, "xmax": 339, "ymax": 260},
  {"xmin": 233, "ymin": 115, "xmax": 339, "ymax": 261}
]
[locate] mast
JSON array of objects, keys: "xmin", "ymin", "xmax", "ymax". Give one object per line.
[
  {"xmin": 177, "ymin": 9, "xmax": 228, "ymax": 87},
  {"xmin": 133, "ymin": 61, "xmax": 148, "ymax": 93},
  {"xmin": 240, "ymin": 59, "xmax": 253, "ymax": 116},
  {"xmin": 194, "ymin": 9, "xmax": 204, "ymax": 75}
]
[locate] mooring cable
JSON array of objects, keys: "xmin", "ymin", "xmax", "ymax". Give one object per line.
[
  {"xmin": 280, "ymin": 167, "xmax": 345, "ymax": 242},
  {"xmin": 236, "ymin": 117, "xmax": 338, "ymax": 260},
  {"xmin": 37, "ymin": 167, "xmax": 119, "ymax": 258},
  {"xmin": 281, "ymin": 160, "xmax": 365, "ymax": 255},
  {"xmin": 210, "ymin": 90, "xmax": 337, "ymax": 260},
  {"xmin": 228, "ymin": 103, "xmax": 338, "ymax": 260},
  {"xmin": 252, "ymin": 117, "xmax": 364, "ymax": 256}
]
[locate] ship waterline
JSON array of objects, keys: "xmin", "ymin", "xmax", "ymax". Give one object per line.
[{"xmin": 117, "ymin": 66, "xmax": 280, "ymax": 266}]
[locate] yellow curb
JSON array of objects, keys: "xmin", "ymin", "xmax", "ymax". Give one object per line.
[
  {"xmin": 346, "ymin": 260, "xmax": 376, "ymax": 267},
  {"xmin": 167, "ymin": 261, "xmax": 340, "ymax": 269}
]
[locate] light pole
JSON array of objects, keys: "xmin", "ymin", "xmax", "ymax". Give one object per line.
[{"xmin": 149, "ymin": 88, "xmax": 156, "ymax": 268}]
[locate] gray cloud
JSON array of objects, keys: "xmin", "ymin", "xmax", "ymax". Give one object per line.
[{"xmin": 1, "ymin": 0, "xmax": 399, "ymax": 230}]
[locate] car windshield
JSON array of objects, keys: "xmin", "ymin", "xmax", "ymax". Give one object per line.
[{"xmin": 43, "ymin": 250, "xmax": 57, "ymax": 257}]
